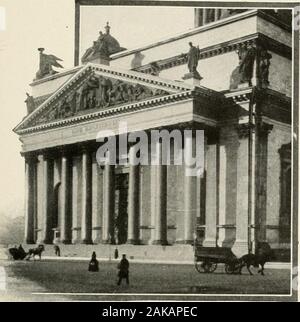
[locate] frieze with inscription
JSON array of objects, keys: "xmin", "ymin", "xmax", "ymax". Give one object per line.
[{"xmin": 32, "ymin": 75, "xmax": 170, "ymax": 126}]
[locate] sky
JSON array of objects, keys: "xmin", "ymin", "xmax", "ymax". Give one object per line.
[{"xmin": 0, "ymin": 0, "xmax": 194, "ymax": 219}]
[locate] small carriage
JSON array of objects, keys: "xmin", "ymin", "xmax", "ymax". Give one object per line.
[
  {"xmin": 8, "ymin": 246, "xmax": 27, "ymax": 260},
  {"xmin": 194, "ymin": 246, "xmax": 241, "ymax": 274}
]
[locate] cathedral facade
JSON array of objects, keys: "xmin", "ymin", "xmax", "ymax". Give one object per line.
[{"xmin": 14, "ymin": 8, "xmax": 292, "ymax": 260}]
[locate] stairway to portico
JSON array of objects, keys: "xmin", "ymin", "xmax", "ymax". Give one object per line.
[{"xmin": 23, "ymin": 244, "xmax": 195, "ymax": 262}]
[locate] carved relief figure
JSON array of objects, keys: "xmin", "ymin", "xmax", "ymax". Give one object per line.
[
  {"xmin": 230, "ymin": 43, "xmax": 257, "ymax": 89},
  {"xmin": 35, "ymin": 75, "xmax": 171, "ymax": 125},
  {"xmin": 97, "ymin": 76, "xmax": 113, "ymax": 106},
  {"xmin": 79, "ymin": 76, "xmax": 99, "ymax": 110},
  {"xmin": 258, "ymin": 49, "xmax": 272, "ymax": 88},
  {"xmin": 239, "ymin": 44, "xmax": 256, "ymax": 86}
]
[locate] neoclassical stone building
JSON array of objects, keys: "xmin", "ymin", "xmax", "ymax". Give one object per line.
[{"xmin": 14, "ymin": 8, "xmax": 292, "ymax": 259}]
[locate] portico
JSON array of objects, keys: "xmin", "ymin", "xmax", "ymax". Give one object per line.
[{"xmin": 15, "ymin": 8, "xmax": 292, "ymax": 261}]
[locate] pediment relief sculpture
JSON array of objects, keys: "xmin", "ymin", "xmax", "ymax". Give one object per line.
[{"xmin": 31, "ymin": 75, "xmax": 170, "ymax": 126}]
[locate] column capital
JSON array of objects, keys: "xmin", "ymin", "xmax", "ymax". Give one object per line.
[
  {"xmin": 236, "ymin": 123, "xmax": 255, "ymax": 139},
  {"xmin": 37, "ymin": 149, "xmax": 55, "ymax": 161},
  {"xmin": 23, "ymin": 153, "xmax": 38, "ymax": 164},
  {"xmin": 205, "ymin": 129, "xmax": 219, "ymax": 145},
  {"xmin": 257, "ymin": 122, "xmax": 273, "ymax": 136},
  {"xmin": 78, "ymin": 143, "xmax": 92, "ymax": 154},
  {"xmin": 57, "ymin": 146, "xmax": 72, "ymax": 159}
]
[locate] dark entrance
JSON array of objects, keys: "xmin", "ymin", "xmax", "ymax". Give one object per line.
[
  {"xmin": 52, "ymin": 183, "xmax": 61, "ymax": 243},
  {"xmin": 114, "ymin": 173, "xmax": 129, "ymax": 244},
  {"xmin": 279, "ymin": 142, "xmax": 291, "ymax": 243}
]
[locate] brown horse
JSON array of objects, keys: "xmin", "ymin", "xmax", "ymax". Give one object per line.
[
  {"xmin": 239, "ymin": 242, "xmax": 275, "ymax": 276},
  {"xmin": 25, "ymin": 245, "xmax": 45, "ymax": 261}
]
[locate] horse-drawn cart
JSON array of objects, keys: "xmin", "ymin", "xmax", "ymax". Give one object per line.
[{"xmin": 194, "ymin": 246, "xmax": 241, "ymax": 274}]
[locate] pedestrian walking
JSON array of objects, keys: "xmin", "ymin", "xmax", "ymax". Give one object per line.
[
  {"xmin": 54, "ymin": 245, "xmax": 61, "ymax": 257},
  {"xmin": 117, "ymin": 254, "xmax": 129, "ymax": 285}
]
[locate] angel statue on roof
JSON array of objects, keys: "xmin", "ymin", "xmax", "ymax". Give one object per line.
[{"xmin": 35, "ymin": 48, "xmax": 64, "ymax": 80}]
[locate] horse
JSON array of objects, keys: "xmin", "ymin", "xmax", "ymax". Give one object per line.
[
  {"xmin": 239, "ymin": 242, "xmax": 275, "ymax": 276},
  {"xmin": 25, "ymin": 245, "xmax": 45, "ymax": 261}
]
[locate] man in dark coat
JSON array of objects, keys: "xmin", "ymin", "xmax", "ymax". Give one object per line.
[
  {"xmin": 54, "ymin": 245, "xmax": 61, "ymax": 257},
  {"xmin": 117, "ymin": 254, "xmax": 129, "ymax": 285}
]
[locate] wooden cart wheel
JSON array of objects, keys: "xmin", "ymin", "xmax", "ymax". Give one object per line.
[
  {"xmin": 195, "ymin": 260, "xmax": 205, "ymax": 273},
  {"xmin": 225, "ymin": 260, "xmax": 241, "ymax": 275},
  {"xmin": 202, "ymin": 261, "xmax": 217, "ymax": 273},
  {"xmin": 225, "ymin": 263, "xmax": 236, "ymax": 274}
]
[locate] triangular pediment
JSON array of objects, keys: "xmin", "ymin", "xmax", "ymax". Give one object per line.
[{"xmin": 14, "ymin": 63, "xmax": 193, "ymax": 134}]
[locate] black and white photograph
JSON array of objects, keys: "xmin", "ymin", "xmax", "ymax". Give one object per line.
[{"xmin": 0, "ymin": 0, "xmax": 298, "ymax": 304}]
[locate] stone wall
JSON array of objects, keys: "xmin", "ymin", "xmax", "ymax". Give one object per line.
[{"xmin": 268, "ymin": 52, "xmax": 292, "ymax": 96}]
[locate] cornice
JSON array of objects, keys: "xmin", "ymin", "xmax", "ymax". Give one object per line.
[
  {"xmin": 30, "ymin": 66, "xmax": 83, "ymax": 87},
  {"xmin": 134, "ymin": 32, "xmax": 291, "ymax": 75},
  {"xmin": 224, "ymin": 87, "xmax": 253, "ymax": 103},
  {"xmin": 257, "ymin": 10, "xmax": 292, "ymax": 32},
  {"xmin": 16, "ymin": 90, "xmax": 194, "ymax": 135},
  {"xmin": 111, "ymin": 10, "xmax": 261, "ymax": 60},
  {"xmin": 33, "ymin": 93, "xmax": 52, "ymax": 108}
]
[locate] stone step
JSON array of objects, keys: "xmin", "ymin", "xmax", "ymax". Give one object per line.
[
  {"xmin": 22, "ymin": 244, "xmax": 195, "ymax": 261},
  {"xmin": 0, "ymin": 246, "xmax": 8, "ymax": 260}
]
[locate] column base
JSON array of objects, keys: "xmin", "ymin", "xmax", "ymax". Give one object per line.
[
  {"xmin": 72, "ymin": 228, "xmax": 81, "ymax": 244},
  {"xmin": 127, "ymin": 239, "xmax": 141, "ymax": 245},
  {"xmin": 60, "ymin": 240, "xmax": 72, "ymax": 245},
  {"xmin": 40, "ymin": 239, "xmax": 53, "ymax": 245},
  {"xmin": 102, "ymin": 239, "xmax": 114, "ymax": 244},
  {"xmin": 92, "ymin": 237, "xmax": 102, "ymax": 244},
  {"xmin": 175, "ymin": 240, "xmax": 194, "ymax": 245},
  {"xmin": 72, "ymin": 238, "xmax": 82, "ymax": 244},
  {"xmin": 232, "ymin": 240, "xmax": 249, "ymax": 258},
  {"xmin": 25, "ymin": 239, "xmax": 35, "ymax": 245},
  {"xmin": 81, "ymin": 239, "xmax": 93, "ymax": 245},
  {"xmin": 151, "ymin": 240, "xmax": 168, "ymax": 246}
]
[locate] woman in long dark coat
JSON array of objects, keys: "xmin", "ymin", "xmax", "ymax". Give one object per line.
[{"xmin": 88, "ymin": 252, "xmax": 99, "ymax": 272}]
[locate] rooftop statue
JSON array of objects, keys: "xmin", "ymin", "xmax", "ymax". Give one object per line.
[
  {"xmin": 81, "ymin": 22, "xmax": 126, "ymax": 64},
  {"xmin": 238, "ymin": 43, "xmax": 256, "ymax": 86},
  {"xmin": 258, "ymin": 48, "xmax": 272, "ymax": 89},
  {"xmin": 230, "ymin": 43, "xmax": 257, "ymax": 90},
  {"xmin": 187, "ymin": 42, "xmax": 200, "ymax": 73},
  {"xmin": 35, "ymin": 48, "xmax": 63, "ymax": 80},
  {"xmin": 25, "ymin": 93, "xmax": 36, "ymax": 114},
  {"xmin": 183, "ymin": 42, "xmax": 202, "ymax": 81}
]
